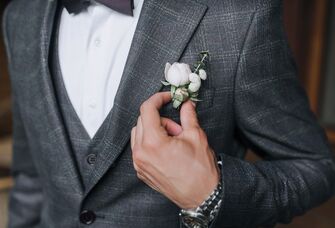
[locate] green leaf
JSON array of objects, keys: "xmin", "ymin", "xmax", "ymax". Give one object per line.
[
  {"xmin": 173, "ymin": 100, "xmax": 182, "ymax": 109},
  {"xmin": 200, "ymin": 50, "xmax": 209, "ymax": 56},
  {"xmin": 190, "ymin": 97, "xmax": 202, "ymax": 102},
  {"xmin": 190, "ymin": 92, "xmax": 199, "ymax": 98},
  {"xmin": 161, "ymin": 80, "xmax": 170, "ymax": 86},
  {"xmin": 171, "ymin": 86, "xmax": 176, "ymax": 97}
]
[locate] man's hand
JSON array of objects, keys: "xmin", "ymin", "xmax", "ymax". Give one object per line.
[{"xmin": 131, "ymin": 92, "xmax": 220, "ymax": 209}]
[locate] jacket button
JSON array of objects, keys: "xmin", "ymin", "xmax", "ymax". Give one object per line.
[
  {"xmin": 86, "ymin": 154, "xmax": 97, "ymax": 165},
  {"xmin": 80, "ymin": 210, "xmax": 96, "ymax": 225}
]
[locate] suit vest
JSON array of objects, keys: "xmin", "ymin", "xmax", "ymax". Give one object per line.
[{"xmin": 49, "ymin": 6, "xmax": 111, "ymax": 189}]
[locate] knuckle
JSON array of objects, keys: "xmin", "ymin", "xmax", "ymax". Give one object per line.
[
  {"xmin": 142, "ymin": 137, "xmax": 160, "ymax": 150},
  {"xmin": 189, "ymin": 128, "xmax": 203, "ymax": 140},
  {"xmin": 132, "ymin": 147, "xmax": 143, "ymax": 163},
  {"xmin": 142, "ymin": 141, "xmax": 157, "ymax": 151},
  {"xmin": 188, "ymin": 128, "xmax": 209, "ymax": 146},
  {"xmin": 140, "ymin": 101, "xmax": 149, "ymax": 113}
]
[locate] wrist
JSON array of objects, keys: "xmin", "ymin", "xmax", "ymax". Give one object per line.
[
  {"xmin": 192, "ymin": 154, "xmax": 222, "ymax": 209},
  {"xmin": 192, "ymin": 169, "xmax": 220, "ymax": 209},
  {"xmin": 179, "ymin": 159, "xmax": 223, "ymax": 227}
]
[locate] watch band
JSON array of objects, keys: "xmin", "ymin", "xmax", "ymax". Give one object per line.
[{"xmin": 198, "ymin": 181, "xmax": 223, "ymax": 221}]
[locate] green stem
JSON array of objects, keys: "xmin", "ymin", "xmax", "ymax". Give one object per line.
[{"xmin": 194, "ymin": 53, "xmax": 209, "ymax": 73}]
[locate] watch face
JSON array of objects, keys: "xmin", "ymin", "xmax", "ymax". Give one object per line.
[{"xmin": 181, "ymin": 215, "xmax": 207, "ymax": 228}]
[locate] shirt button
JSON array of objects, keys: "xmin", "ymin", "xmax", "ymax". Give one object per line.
[
  {"xmin": 80, "ymin": 210, "xmax": 96, "ymax": 225},
  {"xmin": 87, "ymin": 154, "xmax": 97, "ymax": 165},
  {"xmin": 94, "ymin": 38, "xmax": 101, "ymax": 47},
  {"xmin": 89, "ymin": 102, "xmax": 96, "ymax": 109}
]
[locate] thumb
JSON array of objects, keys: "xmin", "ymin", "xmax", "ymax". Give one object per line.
[{"xmin": 180, "ymin": 100, "xmax": 200, "ymax": 130}]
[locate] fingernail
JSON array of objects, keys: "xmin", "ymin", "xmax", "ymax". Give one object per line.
[{"xmin": 191, "ymin": 101, "xmax": 196, "ymax": 107}]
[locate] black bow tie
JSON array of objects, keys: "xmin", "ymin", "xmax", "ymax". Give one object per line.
[{"xmin": 62, "ymin": 0, "xmax": 134, "ymax": 16}]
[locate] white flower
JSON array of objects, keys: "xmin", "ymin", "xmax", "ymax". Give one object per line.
[
  {"xmin": 164, "ymin": 62, "xmax": 191, "ymax": 87},
  {"xmin": 188, "ymin": 73, "xmax": 201, "ymax": 92},
  {"xmin": 199, "ymin": 69, "xmax": 207, "ymax": 80}
]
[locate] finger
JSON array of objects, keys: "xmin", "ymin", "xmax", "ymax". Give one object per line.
[
  {"xmin": 137, "ymin": 171, "xmax": 162, "ymax": 193},
  {"xmin": 131, "ymin": 127, "xmax": 136, "ymax": 149},
  {"xmin": 137, "ymin": 172, "xmax": 161, "ymax": 192},
  {"xmin": 180, "ymin": 100, "xmax": 200, "ymax": 130},
  {"xmin": 161, "ymin": 117, "xmax": 182, "ymax": 136},
  {"xmin": 140, "ymin": 92, "xmax": 172, "ymax": 134},
  {"xmin": 133, "ymin": 161, "xmax": 162, "ymax": 194},
  {"xmin": 133, "ymin": 162, "xmax": 157, "ymax": 190},
  {"xmin": 135, "ymin": 116, "xmax": 144, "ymax": 144}
]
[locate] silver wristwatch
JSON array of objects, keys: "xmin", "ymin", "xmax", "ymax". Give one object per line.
[{"xmin": 179, "ymin": 161, "xmax": 223, "ymax": 228}]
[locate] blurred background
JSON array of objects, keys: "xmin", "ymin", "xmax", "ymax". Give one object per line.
[{"xmin": 0, "ymin": 0, "xmax": 334, "ymax": 227}]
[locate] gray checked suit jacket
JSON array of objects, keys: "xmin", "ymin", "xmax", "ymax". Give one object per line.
[{"xmin": 3, "ymin": 0, "xmax": 335, "ymax": 227}]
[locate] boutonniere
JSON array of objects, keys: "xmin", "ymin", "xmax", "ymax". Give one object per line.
[{"xmin": 161, "ymin": 51, "xmax": 209, "ymax": 109}]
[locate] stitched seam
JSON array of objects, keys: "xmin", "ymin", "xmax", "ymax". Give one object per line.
[
  {"xmin": 2, "ymin": 1, "xmax": 12, "ymax": 70},
  {"xmin": 235, "ymin": 0, "xmax": 283, "ymax": 221},
  {"xmin": 232, "ymin": 11, "xmax": 256, "ymax": 126}
]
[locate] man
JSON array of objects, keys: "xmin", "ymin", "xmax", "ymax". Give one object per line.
[{"xmin": 3, "ymin": 0, "xmax": 335, "ymax": 227}]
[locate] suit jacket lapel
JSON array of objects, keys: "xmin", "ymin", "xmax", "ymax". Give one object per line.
[
  {"xmin": 85, "ymin": 0, "xmax": 208, "ymax": 194},
  {"xmin": 38, "ymin": 0, "xmax": 84, "ymax": 195}
]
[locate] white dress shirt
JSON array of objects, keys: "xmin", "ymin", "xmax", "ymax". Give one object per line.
[{"xmin": 58, "ymin": 0, "xmax": 144, "ymax": 138}]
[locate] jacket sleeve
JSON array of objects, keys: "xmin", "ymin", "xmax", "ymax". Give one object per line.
[
  {"xmin": 7, "ymin": 96, "xmax": 44, "ymax": 228},
  {"xmin": 211, "ymin": 1, "xmax": 335, "ymax": 227},
  {"xmin": 3, "ymin": 3, "xmax": 44, "ymax": 228}
]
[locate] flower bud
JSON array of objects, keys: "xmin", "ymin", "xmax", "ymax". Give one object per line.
[
  {"xmin": 188, "ymin": 73, "xmax": 201, "ymax": 92},
  {"xmin": 164, "ymin": 62, "xmax": 191, "ymax": 87},
  {"xmin": 199, "ymin": 69, "xmax": 207, "ymax": 80},
  {"xmin": 188, "ymin": 81, "xmax": 201, "ymax": 92},
  {"xmin": 189, "ymin": 73, "xmax": 200, "ymax": 82}
]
